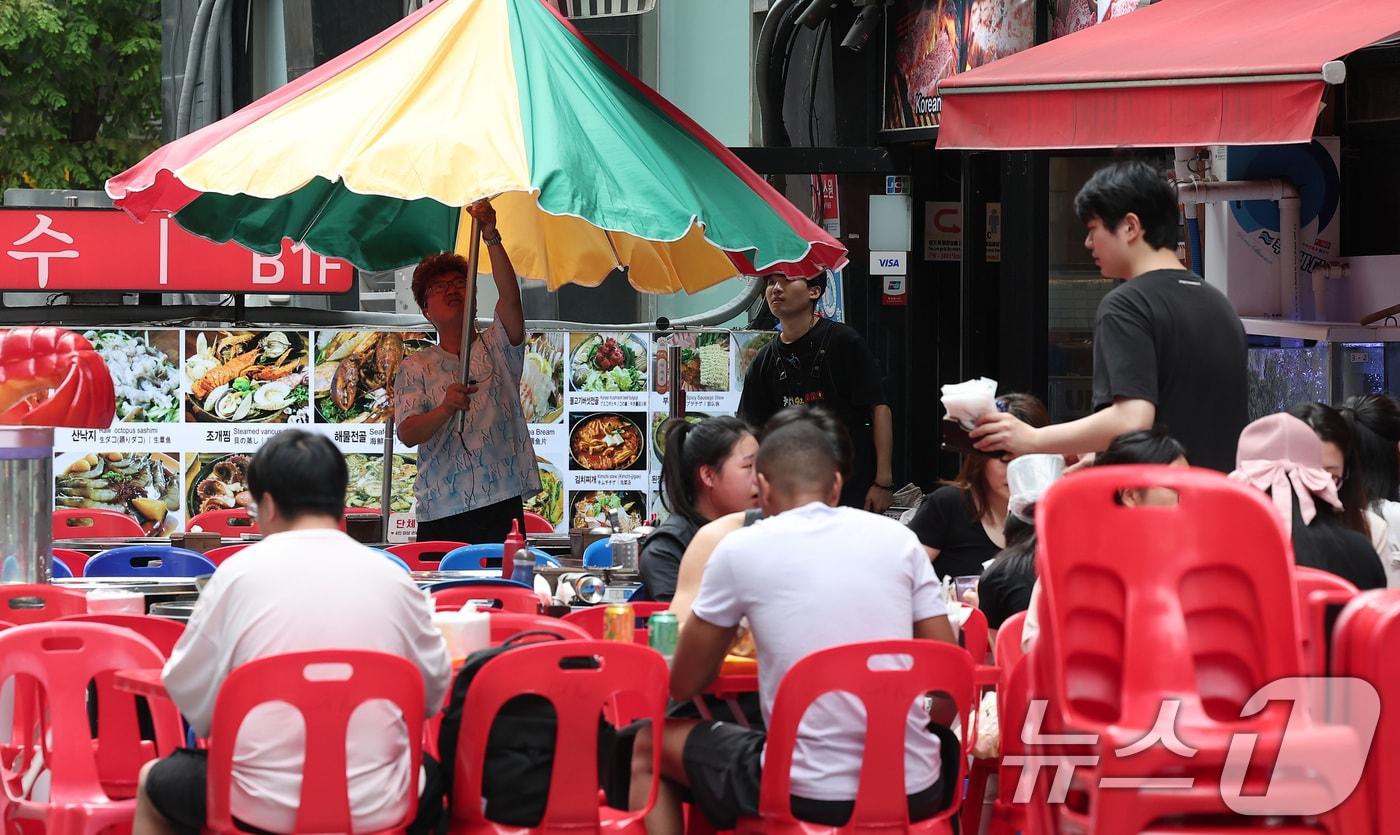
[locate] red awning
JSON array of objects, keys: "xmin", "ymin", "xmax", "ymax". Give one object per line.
[{"xmin": 936, "ymin": 0, "xmax": 1400, "ymax": 151}]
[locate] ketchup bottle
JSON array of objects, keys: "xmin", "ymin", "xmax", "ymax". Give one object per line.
[{"xmin": 502, "ymin": 519, "xmax": 525, "ymax": 580}]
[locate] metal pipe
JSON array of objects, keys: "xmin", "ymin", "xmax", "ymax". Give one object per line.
[
  {"xmin": 381, "ymin": 415, "xmax": 395, "ymax": 538},
  {"xmin": 176, "ymin": 0, "xmax": 218, "ymax": 137},
  {"xmin": 1176, "ymin": 178, "xmax": 1303, "ymax": 318},
  {"xmin": 197, "ymin": 0, "xmax": 234, "ymax": 131}
]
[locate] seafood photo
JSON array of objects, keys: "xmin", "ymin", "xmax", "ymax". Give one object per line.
[
  {"xmin": 569, "ymin": 412, "xmax": 645, "ymax": 471},
  {"xmin": 185, "ymin": 453, "xmax": 255, "ymax": 516},
  {"xmin": 57, "ymin": 452, "xmax": 182, "ymax": 535},
  {"xmin": 313, "ymin": 331, "xmax": 433, "ymax": 423},
  {"xmin": 344, "ymin": 453, "xmax": 417, "ymax": 512},
  {"xmin": 82, "ymin": 329, "xmax": 180, "ymax": 422},
  {"xmin": 523, "ymin": 457, "xmax": 563, "ymax": 528},
  {"xmin": 569, "ymin": 333, "xmax": 647, "ymax": 393},
  {"xmin": 184, "ymin": 330, "xmax": 310, "ymax": 422},
  {"xmin": 519, "ymin": 333, "xmax": 564, "ymax": 423},
  {"xmin": 571, "ymin": 490, "xmax": 644, "ymax": 530}
]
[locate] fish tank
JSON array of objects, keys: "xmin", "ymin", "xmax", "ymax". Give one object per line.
[{"xmin": 1247, "ymin": 335, "xmax": 1398, "ymax": 417}]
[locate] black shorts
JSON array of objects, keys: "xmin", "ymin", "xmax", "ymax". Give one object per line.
[
  {"xmin": 144, "ymin": 748, "xmax": 442, "ymax": 835},
  {"xmin": 680, "ymin": 721, "xmax": 944, "ymax": 830},
  {"xmin": 417, "ymin": 496, "xmax": 525, "ymax": 548}
]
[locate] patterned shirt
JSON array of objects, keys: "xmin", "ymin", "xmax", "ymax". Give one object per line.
[{"xmin": 393, "ymin": 321, "xmax": 540, "ymax": 522}]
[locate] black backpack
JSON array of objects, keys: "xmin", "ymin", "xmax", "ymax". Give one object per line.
[{"xmin": 423, "ymin": 631, "xmax": 637, "ymax": 831}]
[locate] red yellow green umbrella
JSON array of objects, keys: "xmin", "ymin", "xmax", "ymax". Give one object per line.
[{"xmin": 106, "ymin": 0, "xmax": 846, "ymax": 293}]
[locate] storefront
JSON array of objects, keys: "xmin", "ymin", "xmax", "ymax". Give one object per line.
[{"xmin": 932, "ymin": 0, "xmax": 1400, "ymax": 425}]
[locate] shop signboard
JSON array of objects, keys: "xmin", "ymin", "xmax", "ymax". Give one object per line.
[
  {"xmin": 1052, "ymin": 0, "xmax": 1144, "ymax": 40},
  {"xmin": 924, "ymin": 202, "xmax": 962, "ymax": 261},
  {"xmin": 883, "ymin": 0, "xmax": 1037, "ymax": 134},
  {"xmin": 53, "ymin": 325, "xmax": 758, "ymax": 538},
  {"xmin": 0, "ymin": 208, "xmax": 354, "ymax": 293}
]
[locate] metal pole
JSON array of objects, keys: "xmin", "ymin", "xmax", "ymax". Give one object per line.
[
  {"xmin": 455, "ymin": 215, "xmax": 482, "ymax": 434},
  {"xmin": 380, "ymin": 414, "xmax": 395, "ymax": 540},
  {"xmin": 667, "ymin": 343, "xmax": 686, "ymax": 420}
]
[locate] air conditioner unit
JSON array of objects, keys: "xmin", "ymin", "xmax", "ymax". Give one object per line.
[{"xmin": 560, "ymin": 0, "xmax": 656, "ymax": 17}]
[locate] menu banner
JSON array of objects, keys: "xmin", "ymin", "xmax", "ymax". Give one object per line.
[{"xmin": 54, "ymin": 325, "xmax": 762, "ymax": 538}]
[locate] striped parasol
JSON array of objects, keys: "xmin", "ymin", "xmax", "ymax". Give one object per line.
[{"xmin": 106, "ymin": 0, "xmax": 846, "ymax": 294}]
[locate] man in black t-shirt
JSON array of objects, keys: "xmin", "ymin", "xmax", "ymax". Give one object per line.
[
  {"xmin": 738, "ymin": 271, "xmax": 894, "ymax": 510},
  {"xmin": 971, "ymin": 161, "xmax": 1247, "ymax": 472}
]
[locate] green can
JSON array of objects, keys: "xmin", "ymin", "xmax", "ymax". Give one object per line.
[{"xmin": 647, "ymin": 612, "xmax": 679, "ymax": 658}]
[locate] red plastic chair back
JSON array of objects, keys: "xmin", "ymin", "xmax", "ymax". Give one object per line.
[
  {"xmin": 52, "ymin": 508, "xmax": 144, "ymax": 540},
  {"xmin": 187, "ymin": 508, "xmax": 259, "ymax": 537},
  {"xmin": 386, "ymin": 540, "xmax": 466, "ymax": 571},
  {"xmin": 994, "ymin": 610, "xmax": 1027, "ymax": 670},
  {"xmin": 1332, "ymin": 589, "xmax": 1400, "ymax": 834},
  {"xmin": 52, "ymin": 547, "xmax": 91, "ymax": 577},
  {"xmin": 489, "ymin": 612, "xmax": 591, "ymax": 644},
  {"xmin": 202, "ymin": 543, "xmax": 250, "ymax": 566},
  {"xmin": 205, "ymin": 650, "xmax": 426, "ymax": 834},
  {"xmin": 450, "ymin": 641, "xmax": 668, "ymax": 831},
  {"xmin": 58, "ymin": 614, "xmax": 185, "ymax": 658},
  {"xmin": 432, "ymin": 583, "xmax": 541, "ymax": 614},
  {"xmin": 1036, "ymin": 465, "xmax": 1305, "ymax": 731},
  {"xmin": 750, "ymin": 640, "xmax": 974, "ymax": 832},
  {"xmin": 522, "ymin": 511, "xmax": 555, "ymax": 534},
  {"xmin": 0, "ymin": 584, "xmax": 88, "ymax": 625},
  {"xmin": 562, "ymin": 601, "xmax": 671, "ymax": 643},
  {"xmin": 1294, "ymin": 565, "xmax": 1359, "ymax": 675},
  {"xmin": 961, "ymin": 606, "xmax": 991, "ymax": 665},
  {"xmin": 0, "ymin": 623, "xmax": 182, "ymax": 828}
]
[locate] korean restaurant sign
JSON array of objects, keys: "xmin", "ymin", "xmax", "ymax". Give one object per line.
[{"xmin": 0, "ymin": 208, "xmax": 353, "ymax": 293}]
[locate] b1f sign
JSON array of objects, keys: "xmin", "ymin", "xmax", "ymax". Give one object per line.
[
  {"xmin": 870, "ymin": 251, "xmax": 908, "ymax": 275},
  {"xmin": 0, "ymin": 208, "xmax": 354, "ymax": 293}
]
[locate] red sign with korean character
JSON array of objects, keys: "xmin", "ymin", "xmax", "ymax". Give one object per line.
[{"xmin": 0, "ymin": 208, "xmax": 353, "ymax": 293}]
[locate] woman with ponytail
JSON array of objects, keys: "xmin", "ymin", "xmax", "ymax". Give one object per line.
[{"xmin": 639, "ymin": 416, "xmax": 758, "ymax": 601}]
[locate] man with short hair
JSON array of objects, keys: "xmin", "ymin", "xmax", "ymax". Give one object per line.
[
  {"xmin": 738, "ymin": 271, "xmax": 895, "ymax": 511},
  {"xmin": 631, "ymin": 409, "xmax": 955, "ymax": 832},
  {"xmin": 972, "ymin": 160, "xmax": 1248, "ymax": 472},
  {"xmin": 133, "ymin": 430, "xmax": 451, "ymax": 835}
]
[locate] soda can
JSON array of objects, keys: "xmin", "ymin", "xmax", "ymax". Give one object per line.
[
  {"xmin": 647, "ymin": 612, "xmax": 679, "ymax": 659},
  {"xmin": 603, "ymin": 603, "xmax": 635, "ymax": 643}
]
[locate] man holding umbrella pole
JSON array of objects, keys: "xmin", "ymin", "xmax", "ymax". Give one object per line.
[{"xmin": 394, "ymin": 199, "xmax": 541, "ymax": 545}]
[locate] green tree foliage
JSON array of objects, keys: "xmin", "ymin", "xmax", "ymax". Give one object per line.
[{"xmin": 0, "ymin": 0, "xmax": 162, "ymax": 190}]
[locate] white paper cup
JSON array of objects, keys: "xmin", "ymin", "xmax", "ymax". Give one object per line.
[{"xmin": 432, "ymin": 608, "xmax": 489, "ymax": 662}]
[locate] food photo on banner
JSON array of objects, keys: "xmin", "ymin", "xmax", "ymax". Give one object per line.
[
  {"xmin": 311, "ymin": 330, "xmax": 434, "ymax": 424},
  {"xmin": 184, "ymin": 330, "xmax": 311, "ymax": 424},
  {"xmin": 569, "ymin": 332, "xmax": 648, "ymax": 394},
  {"xmin": 56, "ymin": 451, "xmax": 183, "ymax": 536},
  {"xmin": 83, "ymin": 329, "xmax": 182, "ymax": 423},
  {"xmin": 520, "ymin": 332, "xmax": 566, "ymax": 424},
  {"xmin": 652, "ymin": 332, "xmax": 731, "ymax": 395},
  {"xmin": 1052, "ymin": 0, "xmax": 1142, "ymax": 39}
]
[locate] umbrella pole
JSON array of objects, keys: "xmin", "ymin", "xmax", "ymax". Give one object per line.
[
  {"xmin": 455, "ymin": 214, "xmax": 482, "ymax": 434},
  {"xmin": 381, "ymin": 415, "xmax": 395, "ymax": 541}
]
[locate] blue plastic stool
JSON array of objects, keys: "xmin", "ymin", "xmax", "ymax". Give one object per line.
[
  {"xmin": 440, "ymin": 543, "xmax": 560, "ymax": 572},
  {"xmin": 85, "ymin": 545, "xmax": 217, "ymax": 578},
  {"xmin": 51, "ymin": 556, "xmax": 73, "ymax": 579},
  {"xmin": 582, "ymin": 538, "xmax": 613, "ymax": 569}
]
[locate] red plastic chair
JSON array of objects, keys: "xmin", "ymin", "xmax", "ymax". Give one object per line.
[
  {"xmin": 1034, "ymin": 465, "xmax": 1368, "ymax": 835},
  {"xmin": 447, "ymin": 640, "xmax": 668, "ymax": 834},
  {"xmin": 52, "ymin": 546, "xmax": 92, "ymax": 577},
  {"xmin": 433, "ymin": 583, "xmax": 541, "ymax": 614},
  {"xmin": 562, "ymin": 601, "xmax": 670, "ymax": 644},
  {"xmin": 203, "ymin": 543, "xmax": 251, "ymax": 566},
  {"xmin": 961, "ymin": 605, "xmax": 1015, "ymax": 835},
  {"xmin": 52, "ymin": 508, "xmax": 144, "ymax": 540},
  {"xmin": 1294, "ymin": 565, "xmax": 1359, "ymax": 676},
  {"xmin": 386, "ymin": 540, "xmax": 467, "ymax": 572},
  {"xmin": 205, "ymin": 650, "xmax": 426, "ymax": 834},
  {"xmin": 733, "ymin": 640, "xmax": 973, "ymax": 833},
  {"xmin": 489, "ymin": 612, "xmax": 591, "ymax": 644},
  {"xmin": 58, "ymin": 614, "xmax": 185, "ymax": 658},
  {"xmin": 522, "ymin": 511, "xmax": 555, "ymax": 534},
  {"xmin": 187, "ymin": 508, "xmax": 259, "ymax": 537},
  {"xmin": 0, "ymin": 623, "xmax": 183, "ymax": 834},
  {"xmin": 0, "ymin": 584, "xmax": 87, "ymax": 625},
  {"xmin": 993, "ymin": 610, "xmax": 1027, "ymax": 670},
  {"xmin": 1331, "ymin": 589, "xmax": 1400, "ymax": 835}
]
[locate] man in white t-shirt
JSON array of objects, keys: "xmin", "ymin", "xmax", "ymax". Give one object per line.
[
  {"xmin": 630, "ymin": 409, "xmax": 956, "ymax": 832},
  {"xmin": 133, "ymin": 431, "xmax": 451, "ymax": 835}
]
